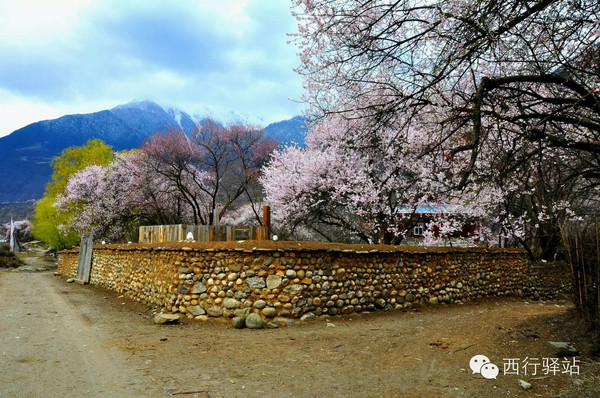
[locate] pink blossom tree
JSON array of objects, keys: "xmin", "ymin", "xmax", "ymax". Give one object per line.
[
  {"xmin": 292, "ymin": 1, "xmax": 599, "ymax": 161},
  {"xmin": 262, "ymin": 112, "xmax": 454, "ymax": 244},
  {"xmin": 0, "ymin": 220, "xmax": 33, "ymax": 242},
  {"xmin": 125, "ymin": 150, "xmax": 196, "ymax": 225},
  {"xmin": 289, "ymin": 0, "xmax": 600, "ymax": 254},
  {"xmin": 55, "ymin": 158, "xmax": 135, "ymax": 241},
  {"xmin": 141, "ymin": 120, "xmax": 277, "ymax": 226}
]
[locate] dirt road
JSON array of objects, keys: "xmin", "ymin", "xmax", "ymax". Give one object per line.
[
  {"xmin": 0, "ymin": 270, "xmax": 597, "ymax": 398},
  {"xmin": 0, "ymin": 271, "xmax": 148, "ymax": 397}
]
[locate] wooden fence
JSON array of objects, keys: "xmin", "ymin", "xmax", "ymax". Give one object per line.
[{"xmin": 138, "ymin": 224, "xmax": 269, "ymax": 243}]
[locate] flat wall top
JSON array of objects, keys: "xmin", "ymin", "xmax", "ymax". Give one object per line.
[{"xmin": 60, "ymin": 240, "xmax": 526, "ymax": 255}]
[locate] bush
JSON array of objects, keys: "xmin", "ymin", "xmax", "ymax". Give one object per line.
[{"xmin": 0, "ymin": 243, "xmax": 24, "ymax": 268}]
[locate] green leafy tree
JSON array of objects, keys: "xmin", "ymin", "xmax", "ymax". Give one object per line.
[
  {"xmin": 32, "ymin": 196, "xmax": 80, "ymax": 249},
  {"xmin": 32, "ymin": 139, "xmax": 114, "ymax": 249},
  {"xmin": 45, "ymin": 139, "xmax": 115, "ymax": 197}
]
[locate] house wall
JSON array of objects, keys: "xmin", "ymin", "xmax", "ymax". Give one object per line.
[{"xmin": 58, "ymin": 241, "xmax": 568, "ymax": 322}]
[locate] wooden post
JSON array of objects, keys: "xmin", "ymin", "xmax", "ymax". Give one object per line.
[
  {"xmin": 77, "ymin": 232, "xmax": 94, "ymax": 283},
  {"xmin": 9, "ymin": 217, "xmax": 15, "ymax": 252},
  {"xmin": 263, "ymin": 206, "xmax": 271, "ymax": 237},
  {"xmin": 213, "ymin": 209, "xmax": 220, "ymax": 241}
]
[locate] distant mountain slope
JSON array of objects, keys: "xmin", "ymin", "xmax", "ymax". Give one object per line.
[
  {"xmin": 0, "ymin": 101, "xmax": 306, "ymax": 203},
  {"xmin": 0, "ymin": 101, "xmax": 197, "ymax": 202},
  {"xmin": 263, "ymin": 115, "xmax": 308, "ymax": 146},
  {"xmin": 0, "ymin": 201, "xmax": 36, "ymax": 224}
]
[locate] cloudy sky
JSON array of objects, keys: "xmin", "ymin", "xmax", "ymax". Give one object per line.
[{"xmin": 0, "ymin": 0, "xmax": 304, "ymax": 137}]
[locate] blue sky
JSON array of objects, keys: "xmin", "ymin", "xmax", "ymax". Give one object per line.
[{"xmin": 0, "ymin": 0, "xmax": 304, "ymax": 137}]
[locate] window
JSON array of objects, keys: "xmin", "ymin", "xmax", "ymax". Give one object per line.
[{"xmin": 413, "ymin": 223, "xmax": 424, "ymax": 236}]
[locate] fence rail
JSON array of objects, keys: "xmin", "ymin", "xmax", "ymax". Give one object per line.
[{"xmin": 139, "ymin": 224, "xmax": 269, "ymax": 243}]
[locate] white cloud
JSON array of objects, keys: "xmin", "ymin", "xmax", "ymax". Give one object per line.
[
  {"xmin": 0, "ymin": 0, "xmax": 94, "ymax": 38},
  {"xmin": 0, "ymin": 0, "xmax": 304, "ymax": 137}
]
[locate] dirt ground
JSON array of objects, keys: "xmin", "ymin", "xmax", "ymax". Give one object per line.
[{"xmin": 1, "ymin": 264, "xmax": 599, "ymax": 397}]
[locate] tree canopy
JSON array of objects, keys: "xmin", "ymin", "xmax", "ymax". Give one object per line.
[
  {"xmin": 292, "ymin": 0, "xmax": 599, "ymax": 163},
  {"xmin": 278, "ymin": 0, "xmax": 600, "ymax": 254},
  {"xmin": 45, "ymin": 139, "xmax": 115, "ymax": 197}
]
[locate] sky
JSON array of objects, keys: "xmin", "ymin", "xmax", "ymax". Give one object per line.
[{"xmin": 0, "ymin": 0, "xmax": 305, "ymax": 137}]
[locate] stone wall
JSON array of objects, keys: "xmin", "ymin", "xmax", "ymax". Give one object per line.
[
  {"xmin": 58, "ymin": 241, "xmax": 566, "ymax": 324},
  {"xmin": 525, "ymin": 262, "xmax": 572, "ymax": 300}
]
